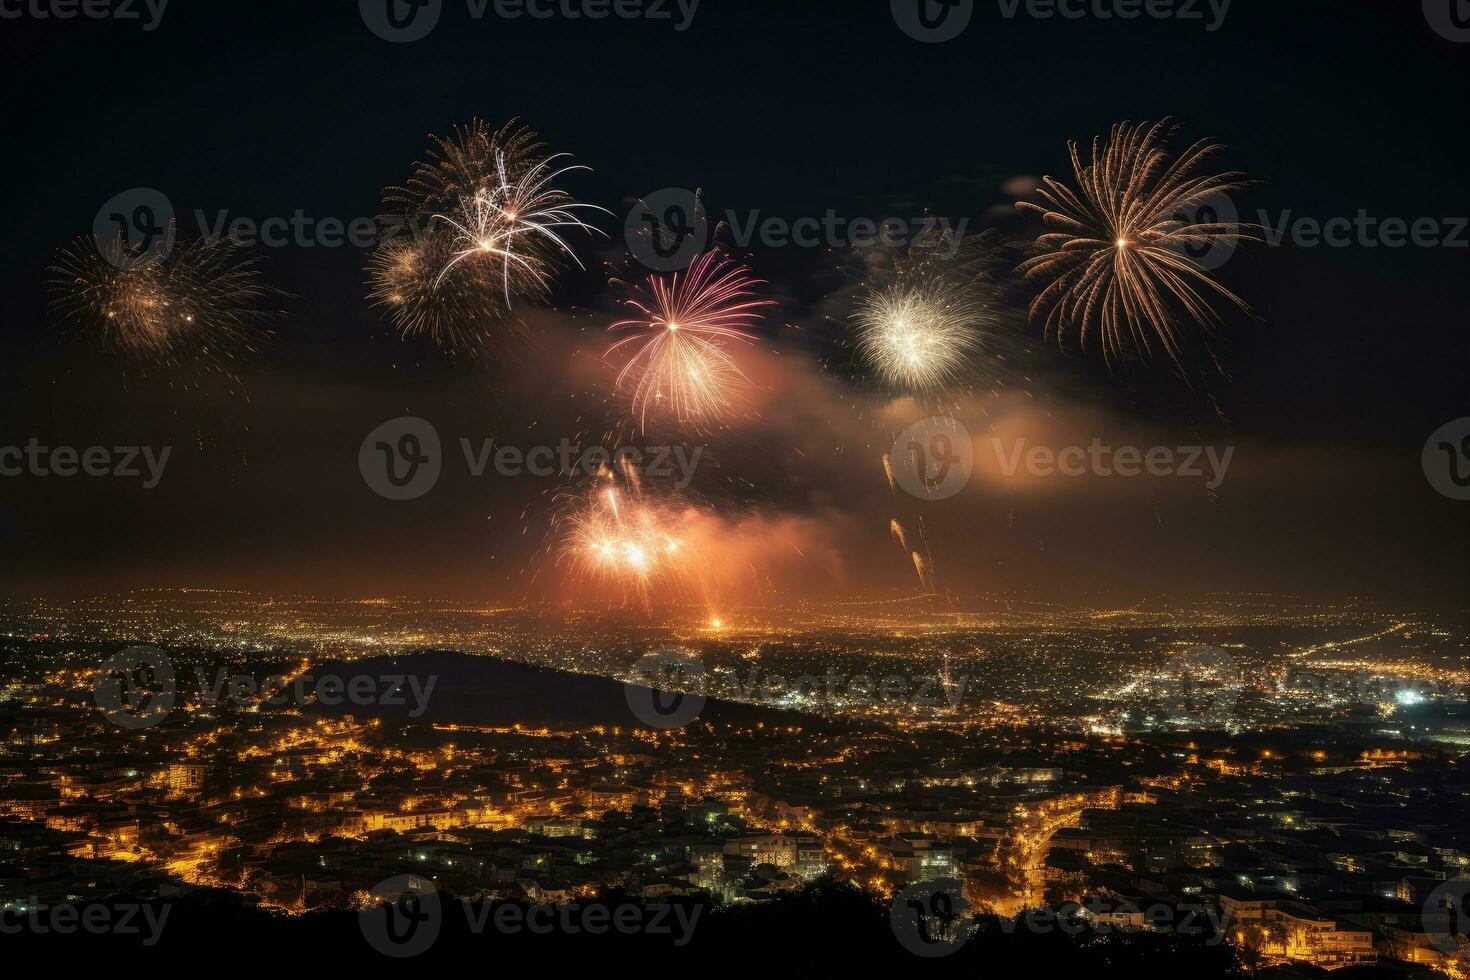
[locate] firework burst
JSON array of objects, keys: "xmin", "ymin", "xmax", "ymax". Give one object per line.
[
  {"xmin": 48, "ymin": 231, "xmax": 276, "ymax": 368},
  {"xmin": 1017, "ymin": 119, "xmax": 1263, "ymax": 369},
  {"xmin": 557, "ymin": 463, "xmax": 700, "ymax": 607},
  {"xmin": 850, "ymin": 236, "xmax": 1005, "ymax": 396},
  {"xmin": 371, "ymin": 118, "xmax": 606, "ymax": 345},
  {"xmin": 607, "ymin": 250, "xmax": 775, "ymax": 430}
]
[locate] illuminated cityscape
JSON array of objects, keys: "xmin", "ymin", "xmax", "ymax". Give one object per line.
[{"xmin": 3, "ymin": 1, "xmax": 1467, "ymax": 972}]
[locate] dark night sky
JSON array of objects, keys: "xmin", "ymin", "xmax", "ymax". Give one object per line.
[{"xmin": 0, "ymin": 0, "xmax": 1466, "ymax": 607}]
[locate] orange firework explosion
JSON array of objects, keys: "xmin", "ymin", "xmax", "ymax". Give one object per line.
[
  {"xmin": 558, "ymin": 467, "xmax": 700, "ymax": 606},
  {"xmin": 49, "ymin": 232, "xmax": 276, "ymax": 366},
  {"xmin": 607, "ymin": 250, "xmax": 775, "ymax": 430},
  {"xmin": 1017, "ymin": 119, "xmax": 1263, "ymax": 369}
]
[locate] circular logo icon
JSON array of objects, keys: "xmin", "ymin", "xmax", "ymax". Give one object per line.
[
  {"xmin": 1424, "ymin": 0, "xmax": 1470, "ymax": 42},
  {"xmin": 360, "ymin": 0, "xmax": 442, "ymax": 42},
  {"xmin": 890, "ymin": 417, "xmax": 973, "ymax": 501},
  {"xmin": 360, "ymin": 417, "xmax": 442, "ymax": 501},
  {"xmin": 93, "ymin": 188, "xmax": 175, "ymax": 269},
  {"xmin": 625, "ymin": 188, "xmax": 708, "ymax": 272},
  {"xmin": 1158, "ymin": 645, "xmax": 1240, "ymax": 728},
  {"xmin": 360, "ymin": 874, "xmax": 442, "ymax": 958},
  {"xmin": 891, "ymin": 0, "xmax": 974, "ymax": 43},
  {"xmin": 1423, "ymin": 417, "xmax": 1470, "ymax": 501},
  {"xmin": 1164, "ymin": 188, "xmax": 1242, "ymax": 272},
  {"xmin": 891, "ymin": 879, "xmax": 972, "ymax": 957},
  {"xmin": 94, "ymin": 646, "xmax": 176, "ymax": 730},
  {"xmin": 624, "ymin": 648, "xmax": 707, "ymax": 729},
  {"xmin": 1424, "ymin": 879, "xmax": 1470, "ymax": 955}
]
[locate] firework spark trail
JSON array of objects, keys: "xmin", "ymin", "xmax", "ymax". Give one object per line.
[
  {"xmin": 48, "ymin": 231, "xmax": 277, "ymax": 368},
  {"xmin": 1017, "ymin": 119, "xmax": 1263, "ymax": 370},
  {"xmin": 431, "ymin": 150, "xmax": 607, "ymax": 302},
  {"xmin": 607, "ymin": 249, "xmax": 775, "ymax": 430},
  {"xmin": 890, "ymin": 519, "xmax": 908, "ymax": 552}
]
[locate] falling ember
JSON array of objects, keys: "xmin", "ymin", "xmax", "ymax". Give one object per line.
[
  {"xmin": 911, "ymin": 551, "xmax": 930, "ymax": 591},
  {"xmin": 1017, "ymin": 119, "xmax": 1263, "ymax": 370},
  {"xmin": 607, "ymin": 249, "xmax": 775, "ymax": 430},
  {"xmin": 890, "ymin": 519, "xmax": 908, "ymax": 552}
]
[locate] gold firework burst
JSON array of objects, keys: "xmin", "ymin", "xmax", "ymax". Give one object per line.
[
  {"xmin": 48, "ymin": 231, "xmax": 276, "ymax": 367},
  {"xmin": 1017, "ymin": 120, "xmax": 1263, "ymax": 369},
  {"xmin": 371, "ymin": 118, "xmax": 606, "ymax": 345}
]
